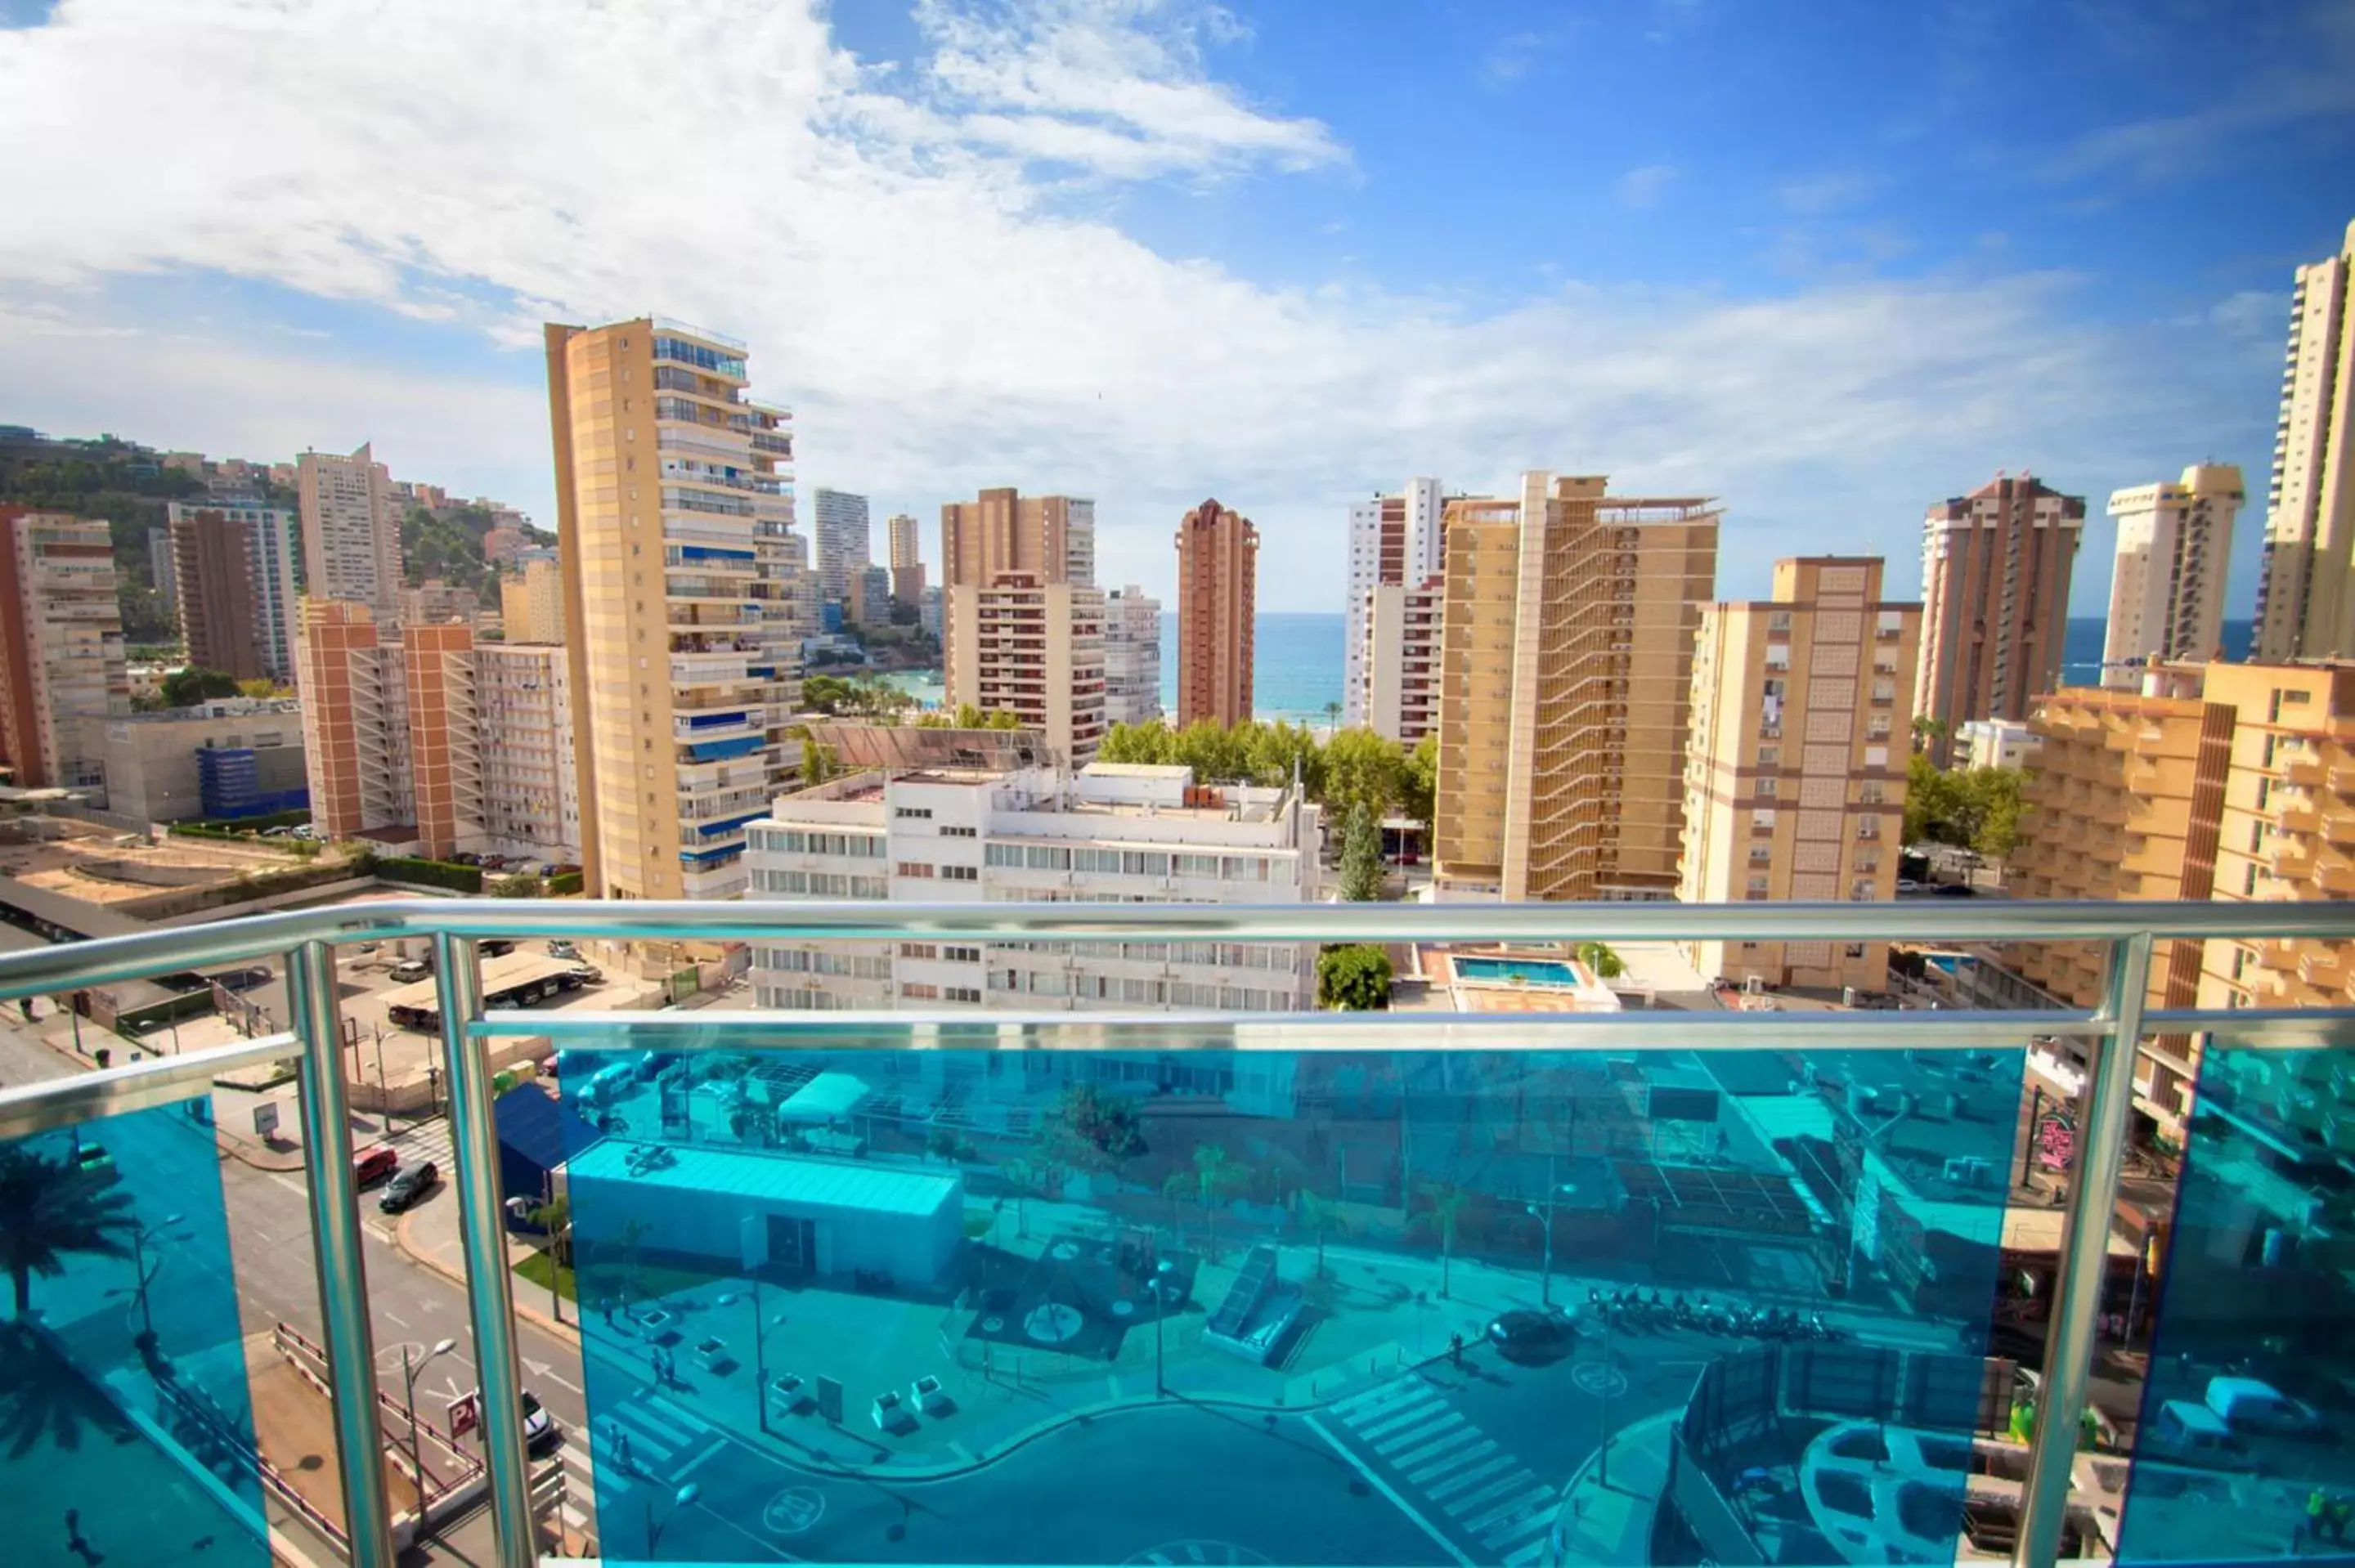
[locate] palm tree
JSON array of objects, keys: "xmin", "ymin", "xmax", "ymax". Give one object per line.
[
  {"xmin": 1161, "ymin": 1170, "xmax": 1192, "ymax": 1252},
  {"xmin": 1191, "ymin": 1145, "xmax": 1250, "ymax": 1261},
  {"xmin": 1297, "ymin": 1190, "xmax": 1348, "ymax": 1278},
  {"xmin": 1323, "ymin": 700, "xmax": 1343, "ymax": 737},
  {"xmin": 0, "ymin": 1148, "xmax": 135, "ymax": 1319},
  {"xmin": 1411, "ymin": 1181, "xmax": 1471, "ymax": 1299}
]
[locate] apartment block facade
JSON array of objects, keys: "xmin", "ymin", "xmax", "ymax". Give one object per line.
[
  {"xmin": 747, "ymin": 762, "xmax": 1318, "ymax": 1014},
  {"xmin": 1678, "ymin": 558, "xmax": 1918, "ymax": 992},
  {"xmin": 1361, "ymin": 578, "xmax": 1442, "ymax": 744},
  {"xmin": 500, "ymin": 554, "xmax": 566, "ymax": 645},
  {"xmin": 1917, "ymin": 473, "xmax": 2085, "ymax": 755},
  {"xmin": 296, "ymin": 442, "xmax": 402, "ymax": 620},
  {"xmin": 166, "ymin": 500, "xmax": 300, "ymax": 684},
  {"xmin": 296, "ymin": 601, "xmax": 413, "ymax": 844},
  {"xmin": 813, "ymin": 487, "xmax": 869, "ymax": 605},
  {"xmin": 2254, "ymin": 219, "xmax": 2355, "ymax": 661},
  {"xmin": 1433, "ymin": 473, "xmax": 1719, "ymax": 902},
  {"xmin": 0, "ymin": 508, "xmax": 126, "ymax": 790},
  {"xmin": 1343, "ymin": 479, "xmax": 1447, "ymax": 730},
  {"xmin": 886, "ymin": 511, "xmax": 924, "ymax": 607},
  {"xmin": 1103, "ymin": 585, "xmax": 1164, "ymax": 727},
  {"xmin": 2103, "ymin": 464, "xmax": 2245, "ymax": 686},
  {"xmin": 944, "ymin": 575, "xmax": 1108, "ymax": 765},
  {"xmin": 474, "ymin": 643, "xmax": 581, "ymax": 858},
  {"xmin": 1173, "ymin": 498, "xmax": 1256, "ymax": 728},
  {"xmin": 546, "ymin": 318, "xmax": 800, "ymax": 901}
]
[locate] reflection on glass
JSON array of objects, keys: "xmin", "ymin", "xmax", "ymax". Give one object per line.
[
  {"xmin": 2119, "ymin": 1040, "xmax": 2355, "ymax": 1563},
  {"xmin": 0, "ymin": 1099, "xmax": 267, "ymax": 1566},
  {"xmin": 553, "ymin": 1041, "xmax": 2034, "ymax": 1565}
]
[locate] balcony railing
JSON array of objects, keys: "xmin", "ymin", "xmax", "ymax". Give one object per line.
[{"xmin": 0, "ymin": 900, "xmax": 2349, "ymax": 1568}]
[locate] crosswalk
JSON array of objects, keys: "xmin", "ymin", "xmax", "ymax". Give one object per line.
[
  {"xmin": 384, "ymin": 1113, "xmax": 455, "ymax": 1170},
  {"xmin": 1311, "ymin": 1377, "xmax": 1561, "ymax": 1567},
  {"xmin": 590, "ymin": 1390, "xmax": 728, "ymax": 1490},
  {"xmin": 548, "ymin": 1439, "xmax": 597, "ymax": 1542}
]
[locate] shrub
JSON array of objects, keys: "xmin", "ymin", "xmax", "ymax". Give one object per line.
[
  {"xmin": 547, "ymin": 871, "xmax": 585, "ymax": 896},
  {"xmin": 378, "ymin": 857, "xmax": 484, "ymax": 894},
  {"xmin": 1317, "ymin": 944, "xmax": 1393, "ymax": 1010}
]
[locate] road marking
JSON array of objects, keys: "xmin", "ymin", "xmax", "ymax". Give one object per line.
[
  {"xmin": 385, "ymin": 1311, "xmax": 410, "ymax": 1328},
  {"xmin": 1331, "ymin": 1379, "xmax": 1427, "ymax": 1422},
  {"xmin": 1306, "ymin": 1415, "xmax": 1473, "ymax": 1568},
  {"xmin": 366, "ymin": 1224, "xmax": 395, "ymax": 1243},
  {"xmin": 1392, "ymin": 1426, "xmax": 1481, "ymax": 1468},
  {"xmin": 1406, "ymin": 1437, "xmax": 1496, "ymax": 1484},
  {"xmin": 675, "ymin": 1435, "xmax": 729, "ymax": 1480},
  {"xmin": 1502, "ymin": 1537, "xmax": 1549, "ymax": 1566},
  {"xmin": 1376, "ymin": 1413, "xmax": 1466, "ymax": 1458},
  {"xmin": 1355, "ymin": 1392, "xmax": 1445, "ymax": 1440},
  {"xmin": 1463, "ymin": 1484, "xmax": 1558, "ymax": 1536},
  {"xmin": 1446, "ymin": 1472, "xmax": 1535, "ymax": 1516},
  {"xmin": 536, "ymin": 1368, "xmax": 582, "ymax": 1395},
  {"xmin": 1484, "ymin": 1509, "xmax": 1557, "ymax": 1551},
  {"xmin": 1427, "ymin": 1455, "xmax": 1514, "ymax": 1499},
  {"xmin": 268, "ymin": 1173, "xmax": 308, "ymax": 1198}
]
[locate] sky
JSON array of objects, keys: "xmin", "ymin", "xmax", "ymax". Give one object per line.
[{"xmin": 2, "ymin": 0, "xmax": 2353, "ymax": 616}]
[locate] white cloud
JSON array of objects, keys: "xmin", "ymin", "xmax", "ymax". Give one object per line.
[
  {"xmin": 0, "ymin": 0, "xmax": 2281, "ymax": 614},
  {"xmin": 1613, "ymin": 164, "xmax": 1679, "ymax": 209},
  {"xmin": 1774, "ymin": 169, "xmax": 1881, "ymax": 216}
]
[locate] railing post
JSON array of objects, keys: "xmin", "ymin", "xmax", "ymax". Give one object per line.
[
  {"xmin": 286, "ymin": 939, "xmax": 397, "ymax": 1566},
  {"xmin": 433, "ymin": 931, "xmax": 536, "ymax": 1568},
  {"xmin": 2014, "ymin": 931, "xmax": 2151, "ymax": 1568}
]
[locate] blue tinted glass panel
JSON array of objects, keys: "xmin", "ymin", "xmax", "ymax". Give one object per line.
[
  {"xmin": 551, "ymin": 1039, "xmax": 2026, "ymax": 1565},
  {"xmin": 0, "ymin": 1097, "xmax": 270, "ymax": 1567},
  {"xmin": 2115, "ymin": 1038, "xmax": 2355, "ymax": 1564}
]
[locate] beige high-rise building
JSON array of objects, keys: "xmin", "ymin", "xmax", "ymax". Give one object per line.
[
  {"xmin": 546, "ymin": 318, "xmax": 799, "ymax": 901},
  {"xmin": 944, "ymin": 575, "xmax": 1107, "ymax": 764},
  {"xmin": 2255, "ymin": 220, "xmax": 2355, "ymax": 661},
  {"xmin": 1917, "ymin": 473, "xmax": 2084, "ymax": 758},
  {"xmin": 890, "ymin": 508, "xmax": 926, "ymax": 611},
  {"xmin": 0, "ymin": 508, "xmax": 126, "ymax": 790},
  {"xmin": 1173, "ymin": 498, "xmax": 1256, "ymax": 728},
  {"xmin": 2103, "ymin": 464, "xmax": 2245, "ymax": 686},
  {"xmin": 1361, "ymin": 578, "xmax": 1442, "ymax": 744},
  {"xmin": 297, "ymin": 441, "xmax": 402, "ymax": 620},
  {"xmin": 2012, "ymin": 660, "xmax": 2355, "ymax": 1135},
  {"xmin": 500, "ymin": 554, "xmax": 567, "ymax": 644},
  {"xmin": 1679, "ymin": 558, "xmax": 1918, "ymax": 991},
  {"xmin": 1344, "ymin": 479, "xmax": 1448, "ymax": 729},
  {"xmin": 168, "ymin": 500, "xmax": 299, "ymax": 685},
  {"xmin": 1433, "ymin": 473, "xmax": 1720, "ymax": 902},
  {"xmin": 940, "ymin": 489, "xmax": 1088, "ymax": 592}
]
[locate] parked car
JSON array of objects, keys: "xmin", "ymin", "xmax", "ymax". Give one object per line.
[
  {"xmin": 352, "ymin": 1145, "xmax": 399, "ymax": 1187},
  {"xmin": 1895, "ymin": 878, "xmax": 1924, "ymax": 894},
  {"xmin": 2206, "ymin": 1376, "xmax": 2326, "ymax": 1436},
  {"xmin": 521, "ymin": 1390, "xmax": 559, "ymax": 1453},
  {"xmin": 390, "ymin": 959, "xmax": 432, "ymax": 984},
  {"xmin": 1485, "ymin": 1309, "xmax": 1576, "ymax": 1364},
  {"xmin": 481, "ymin": 939, "xmax": 517, "ymax": 958},
  {"xmin": 378, "ymin": 1161, "xmax": 440, "ymax": 1212},
  {"xmin": 567, "ymin": 965, "xmax": 605, "ymax": 987},
  {"xmin": 68, "ymin": 1140, "xmax": 118, "ymax": 1185},
  {"xmin": 548, "ymin": 939, "xmax": 579, "ymax": 960},
  {"xmin": 1932, "ymin": 882, "xmax": 1977, "ymax": 898}
]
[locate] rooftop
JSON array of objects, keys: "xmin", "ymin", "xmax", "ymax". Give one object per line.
[{"xmin": 566, "ymin": 1139, "xmax": 961, "ymax": 1217}]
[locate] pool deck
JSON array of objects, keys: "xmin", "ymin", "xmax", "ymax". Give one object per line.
[{"xmin": 1412, "ymin": 945, "xmax": 1626, "ymax": 1014}]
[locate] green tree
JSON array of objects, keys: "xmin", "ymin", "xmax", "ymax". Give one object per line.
[
  {"xmin": 1188, "ymin": 1143, "xmax": 1253, "ymax": 1260},
  {"xmin": 1339, "ymin": 803, "xmax": 1384, "ymax": 902},
  {"xmin": 1577, "ymin": 941, "xmax": 1626, "ymax": 980},
  {"xmin": 1962, "ymin": 767, "xmax": 2025, "ymax": 860},
  {"xmin": 1411, "ymin": 1181, "xmax": 1473, "ymax": 1299},
  {"xmin": 1297, "ymin": 1189, "xmax": 1348, "ymax": 1278},
  {"xmin": 1910, "ymin": 715, "xmax": 1952, "ymax": 756},
  {"xmin": 1904, "ymin": 752, "xmax": 1959, "ymax": 845},
  {"xmin": 1317, "ymin": 943, "xmax": 1393, "ymax": 1010},
  {"xmin": 0, "ymin": 1148, "xmax": 136, "ymax": 1318},
  {"xmin": 1038, "ymin": 1082, "xmax": 1146, "ymax": 1174},
  {"xmin": 1324, "ymin": 699, "xmax": 1342, "ymax": 733},
  {"xmin": 800, "ymin": 739, "xmax": 837, "ymax": 786},
  {"xmin": 159, "ymin": 666, "xmax": 240, "ymax": 707},
  {"xmin": 1098, "ymin": 721, "xmax": 1174, "ymax": 765},
  {"xmin": 1401, "ymin": 735, "xmax": 1438, "ymax": 836},
  {"xmin": 527, "ymin": 1194, "xmax": 573, "ymax": 1267},
  {"xmin": 1322, "ymin": 726, "xmax": 1406, "ymax": 827}
]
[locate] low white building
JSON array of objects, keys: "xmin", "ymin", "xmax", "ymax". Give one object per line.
[
  {"xmin": 1102, "ymin": 585, "xmax": 1163, "ymax": 728},
  {"xmin": 747, "ymin": 760, "xmax": 1321, "ymax": 1017},
  {"xmin": 1955, "ymin": 717, "xmax": 2039, "ymax": 772}
]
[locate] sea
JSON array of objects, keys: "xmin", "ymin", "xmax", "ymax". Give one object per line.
[{"xmin": 882, "ymin": 614, "xmax": 2258, "ymax": 724}]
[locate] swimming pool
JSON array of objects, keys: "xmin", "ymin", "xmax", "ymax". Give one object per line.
[{"xmin": 1452, "ymin": 956, "xmax": 1582, "ymax": 986}]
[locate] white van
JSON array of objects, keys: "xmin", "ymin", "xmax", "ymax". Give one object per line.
[
  {"xmin": 2147, "ymin": 1400, "xmax": 2241, "ymax": 1462},
  {"xmin": 2206, "ymin": 1376, "xmax": 2323, "ymax": 1436}
]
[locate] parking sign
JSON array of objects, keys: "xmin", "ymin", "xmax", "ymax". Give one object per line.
[{"xmin": 815, "ymin": 1375, "xmax": 843, "ymax": 1424}]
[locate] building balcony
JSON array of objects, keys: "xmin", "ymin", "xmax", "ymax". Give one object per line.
[{"xmin": 0, "ymin": 899, "xmax": 2348, "ymax": 1567}]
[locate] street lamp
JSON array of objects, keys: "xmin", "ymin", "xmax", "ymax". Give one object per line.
[
  {"xmin": 1147, "ymin": 1259, "xmax": 1175, "ymax": 1396},
  {"xmin": 751, "ymin": 1271, "xmax": 789, "ymax": 1436},
  {"xmin": 401, "ymin": 1337, "xmax": 460, "ymax": 1523},
  {"xmin": 127, "ymin": 1212, "xmax": 188, "ymax": 1350},
  {"xmin": 646, "ymin": 1482, "xmax": 700, "ymax": 1555},
  {"xmin": 1526, "ymin": 1173, "xmax": 1576, "ymax": 1309}
]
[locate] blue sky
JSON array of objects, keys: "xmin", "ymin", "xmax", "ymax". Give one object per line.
[{"xmin": 2, "ymin": 0, "xmax": 2351, "ymax": 615}]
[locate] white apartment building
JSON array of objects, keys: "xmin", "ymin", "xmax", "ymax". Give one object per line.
[
  {"xmin": 296, "ymin": 442, "xmax": 402, "ymax": 620},
  {"xmin": 475, "ymin": 643, "xmax": 582, "ymax": 859},
  {"xmin": 748, "ymin": 761, "xmax": 1320, "ymax": 1014},
  {"xmin": 1955, "ymin": 717, "xmax": 2039, "ymax": 772},
  {"xmin": 1102, "ymin": 585, "xmax": 1164, "ymax": 727},
  {"xmin": 1343, "ymin": 479, "xmax": 1446, "ymax": 729},
  {"xmin": 812, "ymin": 488, "xmax": 869, "ymax": 606},
  {"xmin": 2103, "ymin": 464, "xmax": 2245, "ymax": 687},
  {"xmin": 1361, "ymin": 577, "xmax": 1442, "ymax": 742},
  {"xmin": 2255, "ymin": 218, "xmax": 2355, "ymax": 661},
  {"xmin": 1065, "ymin": 499, "xmax": 1097, "ymax": 587}
]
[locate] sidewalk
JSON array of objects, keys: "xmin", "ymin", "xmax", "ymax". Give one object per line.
[{"xmin": 1549, "ymin": 1409, "xmax": 1677, "ymax": 1567}]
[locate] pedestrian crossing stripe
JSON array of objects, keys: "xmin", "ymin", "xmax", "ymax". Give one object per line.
[
  {"xmin": 1329, "ymin": 1378, "xmax": 1433, "ymax": 1422},
  {"xmin": 1353, "ymin": 1391, "xmax": 1447, "ymax": 1440},
  {"xmin": 1427, "ymin": 1454, "xmax": 1515, "ymax": 1499},
  {"xmin": 1406, "ymin": 1439, "xmax": 1496, "ymax": 1485},
  {"xmin": 1502, "ymin": 1538, "xmax": 1548, "ymax": 1566},
  {"xmin": 1462, "ymin": 1484, "xmax": 1558, "ymax": 1537},
  {"xmin": 1380, "ymin": 1416, "xmax": 1471, "ymax": 1462},
  {"xmin": 1446, "ymin": 1472, "xmax": 1534, "ymax": 1517},
  {"xmin": 1484, "ymin": 1508, "xmax": 1557, "ymax": 1551}
]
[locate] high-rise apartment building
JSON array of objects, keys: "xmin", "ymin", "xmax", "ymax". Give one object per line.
[
  {"xmin": 1433, "ymin": 474, "xmax": 1719, "ymax": 902},
  {"xmin": 850, "ymin": 565, "xmax": 894, "ymax": 627},
  {"xmin": 2254, "ymin": 220, "xmax": 2355, "ymax": 661},
  {"xmin": 1917, "ymin": 473, "xmax": 2084, "ymax": 756},
  {"xmin": 546, "ymin": 317, "xmax": 799, "ymax": 900},
  {"xmin": 0, "ymin": 508, "xmax": 126, "ymax": 790},
  {"xmin": 812, "ymin": 488, "xmax": 870, "ymax": 606},
  {"xmin": 148, "ymin": 527, "xmax": 176, "ymax": 607},
  {"xmin": 748, "ymin": 761, "xmax": 1318, "ymax": 1013},
  {"xmin": 940, "ymin": 489, "xmax": 1088, "ymax": 591},
  {"xmin": 1103, "ymin": 586, "xmax": 1164, "ymax": 727},
  {"xmin": 1173, "ymin": 499, "xmax": 1256, "ymax": 728},
  {"xmin": 2103, "ymin": 464, "xmax": 2244, "ymax": 686},
  {"xmin": 920, "ymin": 585, "xmax": 944, "ymax": 640},
  {"xmin": 296, "ymin": 601, "xmax": 412, "ymax": 844},
  {"xmin": 500, "ymin": 554, "xmax": 567, "ymax": 644},
  {"xmin": 1678, "ymin": 558, "xmax": 1918, "ymax": 991},
  {"xmin": 888, "ymin": 513, "xmax": 921, "ymax": 573},
  {"xmin": 944, "ymin": 575, "xmax": 1108, "ymax": 764},
  {"xmin": 296, "ymin": 442, "xmax": 402, "ymax": 620},
  {"xmin": 167, "ymin": 500, "xmax": 300, "ymax": 683},
  {"xmin": 296, "ymin": 601, "xmax": 581, "ymax": 861},
  {"xmin": 1344, "ymin": 479, "xmax": 1447, "ymax": 729},
  {"xmin": 1361, "ymin": 579, "xmax": 1442, "ymax": 745}
]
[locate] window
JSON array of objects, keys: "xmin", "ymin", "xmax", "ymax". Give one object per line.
[
  {"xmin": 986, "ymin": 842, "xmax": 1024, "ymax": 867},
  {"xmin": 902, "ymin": 982, "xmax": 940, "ymax": 1001},
  {"xmin": 943, "ymin": 864, "xmax": 978, "ymax": 882},
  {"xmin": 1756, "ymin": 746, "xmax": 1779, "ymax": 768},
  {"xmin": 851, "ymin": 876, "xmax": 888, "ymax": 898},
  {"xmin": 1756, "ymin": 777, "xmax": 1778, "ymax": 797},
  {"xmin": 2245, "ymin": 862, "xmax": 2260, "ymax": 897},
  {"xmin": 1850, "ymin": 880, "xmax": 1874, "ymax": 901},
  {"xmin": 1844, "ymin": 943, "xmax": 1867, "ymax": 960},
  {"xmin": 946, "ymin": 986, "xmax": 981, "ymax": 1004},
  {"xmin": 1768, "ymin": 611, "xmax": 1792, "ymax": 634},
  {"xmin": 895, "ymin": 806, "xmax": 933, "ymax": 819},
  {"xmin": 1859, "ymin": 782, "xmax": 1884, "ymax": 804},
  {"xmin": 1025, "ymin": 845, "xmax": 1072, "ymax": 871},
  {"xmin": 944, "ymin": 945, "xmax": 981, "ymax": 963},
  {"xmin": 1173, "ymin": 853, "xmax": 1220, "ymax": 878},
  {"xmin": 898, "ymin": 862, "xmax": 935, "ymax": 879},
  {"xmin": 1747, "ymin": 875, "xmax": 1770, "ymax": 898},
  {"xmin": 941, "ymin": 825, "xmax": 976, "ymax": 838},
  {"xmin": 1748, "ymin": 843, "xmax": 1773, "ymax": 864},
  {"xmin": 899, "ymin": 942, "xmax": 938, "ymax": 961}
]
